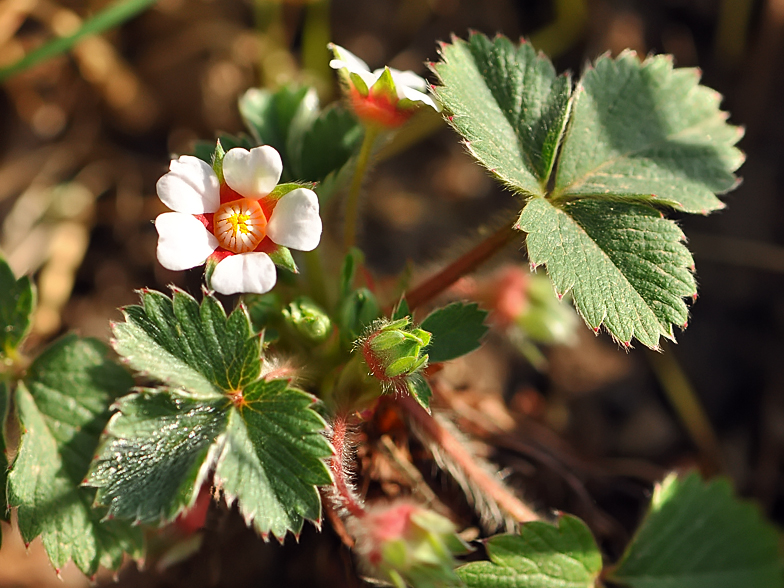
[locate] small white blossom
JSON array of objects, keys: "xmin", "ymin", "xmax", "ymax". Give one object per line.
[
  {"xmin": 328, "ymin": 43, "xmax": 439, "ymax": 114},
  {"xmin": 155, "ymin": 145, "xmax": 322, "ymax": 295}
]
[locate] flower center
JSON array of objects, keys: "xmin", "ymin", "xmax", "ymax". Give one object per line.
[{"xmin": 213, "ymin": 198, "xmax": 267, "ymax": 253}]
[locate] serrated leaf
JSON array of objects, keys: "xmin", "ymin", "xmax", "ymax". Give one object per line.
[
  {"xmin": 433, "ymin": 33, "xmax": 571, "ymax": 196},
  {"xmin": 88, "ymin": 389, "xmax": 227, "ymax": 522},
  {"xmin": 0, "ymin": 254, "xmax": 35, "ymax": 357},
  {"xmin": 554, "ymin": 51, "xmax": 743, "ymax": 213},
  {"xmin": 518, "ymin": 198, "xmax": 695, "ymax": 348},
  {"xmin": 113, "ymin": 289, "xmax": 259, "ymax": 398},
  {"xmin": 7, "ymin": 335, "xmax": 142, "ymax": 575},
  {"xmin": 609, "ymin": 472, "xmax": 782, "ymax": 588},
  {"xmin": 457, "ymin": 515, "xmax": 602, "ymax": 588},
  {"xmin": 214, "ymin": 379, "xmax": 332, "ymax": 538},
  {"xmin": 420, "ymin": 302, "xmax": 489, "ymax": 363},
  {"xmin": 91, "ymin": 290, "xmax": 331, "ymax": 539}
]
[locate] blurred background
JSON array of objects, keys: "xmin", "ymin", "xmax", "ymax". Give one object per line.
[{"xmin": 1, "ymin": 0, "xmax": 783, "ymax": 586}]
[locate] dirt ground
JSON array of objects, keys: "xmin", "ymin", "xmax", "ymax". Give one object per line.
[{"xmin": 1, "ymin": 0, "xmax": 783, "ymax": 586}]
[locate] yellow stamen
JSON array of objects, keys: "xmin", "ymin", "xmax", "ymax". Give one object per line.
[{"xmin": 213, "ymin": 198, "xmax": 267, "ymax": 253}]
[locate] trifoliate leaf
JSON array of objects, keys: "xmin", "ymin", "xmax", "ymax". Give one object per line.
[
  {"xmin": 421, "ymin": 302, "xmax": 489, "ymax": 363},
  {"xmin": 554, "ymin": 52, "xmax": 744, "ymax": 214},
  {"xmin": 457, "ymin": 514, "xmax": 602, "ymax": 588},
  {"xmin": 0, "ymin": 254, "xmax": 35, "ymax": 357},
  {"xmin": 214, "ymin": 379, "xmax": 332, "ymax": 538},
  {"xmin": 432, "ymin": 32, "xmax": 571, "ymax": 197},
  {"xmin": 608, "ymin": 472, "xmax": 782, "ymax": 588},
  {"xmin": 518, "ymin": 198, "xmax": 695, "ymax": 348},
  {"xmin": 7, "ymin": 335, "xmax": 142, "ymax": 575},
  {"xmin": 91, "ymin": 290, "xmax": 331, "ymax": 539}
]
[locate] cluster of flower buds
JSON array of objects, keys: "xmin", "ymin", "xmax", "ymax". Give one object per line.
[
  {"xmin": 360, "ymin": 317, "xmax": 431, "ymax": 388},
  {"xmin": 349, "ymin": 501, "xmax": 471, "ymax": 588}
]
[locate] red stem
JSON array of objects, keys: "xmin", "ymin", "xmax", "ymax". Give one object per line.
[
  {"xmin": 404, "ymin": 223, "xmax": 519, "ymax": 311},
  {"xmin": 330, "ymin": 411, "xmax": 367, "ymax": 519},
  {"xmin": 399, "ymin": 394, "xmax": 539, "ymax": 523}
]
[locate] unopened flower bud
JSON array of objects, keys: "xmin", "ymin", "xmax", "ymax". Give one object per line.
[
  {"xmin": 282, "ymin": 296, "xmax": 332, "ymax": 344},
  {"xmin": 362, "ymin": 318, "xmax": 431, "ymax": 383},
  {"xmin": 349, "ymin": 502, "xmax": 470, "ymax": 588}
]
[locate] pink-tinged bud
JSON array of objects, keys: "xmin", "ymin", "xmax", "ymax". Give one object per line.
[{"xmin": 349, "ymin": 502, "xmax": 471, "ymax": 588}]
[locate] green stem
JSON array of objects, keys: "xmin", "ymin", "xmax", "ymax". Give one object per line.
[{"xmin": 344, "ymin": 125, "xmax": 380, "ymax": 252}]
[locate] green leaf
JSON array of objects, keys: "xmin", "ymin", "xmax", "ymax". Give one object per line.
[
  {"xmin": 299, "ymin": 104, "xmax": 363, "ymax": 183},
  {"xmin": 340, "ymin": 248, "xmax": 364, "ymax": 300},
  {"xmin": 88, "ymin": 389, "xmax": 227, "ymax": 523},
  {"xmin": 457, "ymin": 515, "xmax": 602, "ymax": 588},
  {"xmin": 420, "ymin": 302, "xmax": 489, "ymax": 363},
  {"xmin": 214, "ymin": 379, "xmax": 332, "ymax": 538},
  {"xmin": 518, "ymin": 198, "xmax": 695, "ymax": 348},
  {"xmin": 7, "ymin": 335, "xmax": 142, "ymax": 575},
  {"xmin": 391, "ymin": 297, "xmax": 410, "ymax": 321},
  {"xmin": 609, "ymin": 472, "xmax": 782, "ymax": 588},
  {"xmin": 433, "ymin": 32, "xmax": 571, "ymax": 196},
  {"xmin": 0, "ymin": 254, "xmax": 35, "ymax": 357},
  {"xmin": 112, "ymin": 288, "xmax": 259, "ymax": 399},
  {"xmin": 91, "ymin": 290, "xmax": 331, "ymax": 539},
  {"xmin": 0, "ymin": 381, "xmax": 9, "ymax": 528},
  {"xmin": 554, "ymin": 52, "xmax": 743, "ymax": 213}
]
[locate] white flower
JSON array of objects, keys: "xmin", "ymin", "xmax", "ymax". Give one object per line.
[
  {"xmin": 155, "ymin": 145, "xmax": 322, "ymax": 295},
  {"xmin": 328, "ymin": 43, "xmax": 439, "ymax": 113}
]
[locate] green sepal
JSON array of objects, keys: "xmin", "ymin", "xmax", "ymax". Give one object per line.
[
  {"xmin": 267, "ymin": 182, "xmax": 315, "ymax": 202},
  {"xmin": 193, "ymin": 134, "xmax": 254, "ymax": 165},
  {"xmin": 406, "ymin": 375, "xmax": 432, "ymax": 411},
  {"xmin": 268, "ymin": 245, "xmax": 299, "ymax": 274},
  {"xmin": 0, "ymin": 254, "xmax": 36, "ymax": 358},
  {"xmin": 211, "ymin": 139, "xmax": 226, "ymax": 184},
  {"xmin": 370, "ymin": 67, "xmax": 399, "ymax": 103},
  {"xmin": 348, "ymin": 71, "xmax": 370, "ymax": 96},
  {"xmin": 420, "ymin": 302, "xmax": 489, "ymax": 363}
]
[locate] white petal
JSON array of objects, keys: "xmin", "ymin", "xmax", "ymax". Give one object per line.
[
  {"xmin": 266, "ymin": 188, "xmax": 322, "ymax": 252},
  {"xmin": 399, "ymin": 85, "xmax": 440, "ymax": 111},
  {"xmin": 156, "ymin": 156, "xmax": 220, "ymax": 214},
  {"xmin": 211, "ymin": 252, "xmax": 277, "ymax": 295},
  {"xmin": 328, "ymin": 43, "xmax": 371, "ymax": 73},
  {"xmin": 389, "ymin": 68, "xmax": 428, "ymax": 92},
  {"xmin": 222, "ymin": 146, "xmax": 282, "ymax": 199},
  {"xmin": 155, "ymin": 213, "xmax": 218, "ymax": 271}
]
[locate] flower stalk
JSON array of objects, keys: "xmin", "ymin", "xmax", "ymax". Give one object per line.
[{"xmin": 344, "ymin": 124, "xmax": 380, "ymax": 252}]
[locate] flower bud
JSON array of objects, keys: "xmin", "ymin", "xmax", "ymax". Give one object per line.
[
  {"xmin": 361, "ymin": 318, "xmax": 431, "ymax": 383},
  {"xmin": 282, "ymin": 296, "xmax": 332, "ymax": 345},
  {"xmin": 349, "ymin": 502, "xmax": 470, "ymax": 588}
]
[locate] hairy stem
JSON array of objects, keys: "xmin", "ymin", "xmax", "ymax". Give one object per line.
[
  {"xmin": 344, "ymin": 125, "xmax": 380, "ymax": 252},
  {"xmin": 404, "ymin": 222, "xmax": 519, "ymax": 311},
  {"xmin": 329, "ymin": 411, "xmax": 367, "ymax": 519},
  {"xmin": 399, "ymin": 394, "xmax": 539, "ymax": 523}
]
